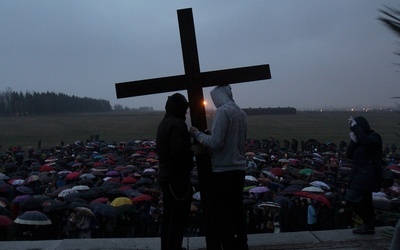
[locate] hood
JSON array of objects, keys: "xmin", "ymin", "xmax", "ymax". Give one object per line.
[
  {"xmin": 165, "ymin": 93, "xmax": 188, "ymax": 120},
  {"xmin": 354, "ymin": 116, "xmax": 371, "ymax": 132},
  {"xmin": 210, "ymin": 85, "xmax": 233, "ymax": 108}
]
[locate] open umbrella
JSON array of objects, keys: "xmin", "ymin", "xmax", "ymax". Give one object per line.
[
  {"xmin": 0, "ymin": 183, "xmax": 13, "ymax": 193},
  {"xmin": 132, "ymin": 194, "xmax": 153, "ymax": 203},
  {"xmin": 14, "ymin": 210, "xmax": 52, "ymax": 225},
  {"xmin": 267, "ymin": 182, "xmax": 285, "ymax": 191},
  {"xmin": 122, "ymin": 176, "xmax": 137, "ymax": 184},
  {"xmin": 273, "ymin": 195, "xmax": 294, "ymax": 208},
  {"xmin": 20, "ymin": 197, "xmax": 43, "ymax": 212},
  {"xmin": 301, "ymin": 186, "xmax": 325, "ymax": 193},
  {"xmin": 135, "ymin": 178, "xmax": 153, "ymax": 186},
  {"xmin": 294, "ymin": 191, "xmax": 330, "ymax": 206},
  {"xmin": 299, "ymin": 168, "xmax": 313, "ymax": 175},
  {"xmin": 269, "ymin": 167, "xmax": 284, "ymax": 177},
  {"xmin": 72, "ymin": 185, "xmax": 90, "ymax": 191},
  {"xmin": 0, "ymin": 206, "xmax": 12, "ymax": 218},
  {"xmin": 0, "ymin": 173, "xmax": 10, "ymax": 181},
  {"xmin": 58, "ymin": 188, "xmax": 79, "ymax": 198},
  {"xmin": 110, "ymin": 197, "xmax": 133, "ymax": 207},
  {"xmin": 64, "ymin": 193, "xmax": 82, "ymax": 203},
  {"xmin": 309, "ymin": 181, "xmax": 331, "ymax": 190},
  {"xmin": 243, "ymin": 185, "xmax": 257, "ymax": 193},
  {"xmin": 42, "ymin": 200, "xmax": 68, "ymax": 213},
  {"xmin": 0, "ymin": 215, "xmax": 14, "ymax": 227},
  {"xmin": 10, "ymin": 179, "xmax": 24, "ymax": 186},
  {"xmin": 245, "ymin": 175, "xmax": 258, "ymax": 183},
  {"xmin": 93, "ymin": 204, "xmax": 119, "ymax": 217},
  {"xmin": 258, "ymin": 201, "xmax": 280, "ymax": 209},
  {"xmin": 39, "ymin": 164, "xmax": 54, "ymax": 172},
  {"xmin": 25, "ymin": 175, "xmax": 40, "ymax": 184},
  {"xmin": 65, "ymin": 171, "xmax": 81, "ymax": 180},
  {"xmin": 74, "ymin": 206, "xmax": 95, "ymax": 217},
  {"xmin": 249, "ymin": 186, "xmax": 269, "ymax": 194},
  {"xmin": 90, "ymin": 197, "xmax": 109, "ymax": 205},
  {"xmin": 106, "ymin": 170, "xmax": 119, "ymax": 177},
  {"xmin": 16, "ymin": 186, "xmax": 33, "ymax": 195},
  {"xmin": 261, "ymin": 170, "xmax": 277, "ymax": 180},
  {"xmin": 79, "ymin": 173, "xmax": 96, "ymax": 180},
  {"xmin": 12, "ymin": 195, "xmax": 31, "ymax": 204},
  {"xmin": 58, "ymin": 170, "xmax": 72, "ymax": 176}
]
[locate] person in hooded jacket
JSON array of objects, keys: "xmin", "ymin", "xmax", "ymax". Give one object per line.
[
  {"xmin": 156, "ymin": 93, "xmax": 194, "ymax": 250},
  {"xmin": 190, "ymin": 85, "xmax": 248, "ymax": 250},
  {"xmin": 345, "ymin": 116, "xmax": 382, "ymax": 235}
]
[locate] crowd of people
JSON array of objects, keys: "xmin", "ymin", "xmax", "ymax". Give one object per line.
[{"xmin": 0, "ymin": 134, "xmax": 398, "ymax": 241}]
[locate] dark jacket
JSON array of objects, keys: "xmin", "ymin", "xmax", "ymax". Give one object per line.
[
  {"xmin": 346, "ymin": 119, "xmax": 382, "ymax": 192},
  {"xmin": 156, "ymin": 112, "xmax": 194, "ymax": 184}
]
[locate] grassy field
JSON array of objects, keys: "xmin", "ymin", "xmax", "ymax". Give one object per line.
[{"xmin": 0, "ymin": 111, "xmax": 398, "ymax": 151}]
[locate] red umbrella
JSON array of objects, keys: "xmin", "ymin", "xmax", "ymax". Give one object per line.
[
  {"xmin": 293, "ymin": 191, "xmax": 330, "ymax": 206},
  {"xmin": 90, "ymin": 197, "xmax": 109, "ymax": 205},
  {"xmin": 132, "ymin": 195, "xmax": 153, "ymax": 203},
  {"xmin": 92, "ymin": 162, "xmax": 104, "ymax": 167},
  {"xmin": 65, "ymin": 172, "xmax": 81, "ymax": 180},
  {"xmin": 114, "ymin": 166, "xmax": 127, "ymax": 172},
  {"xmin": 119, "ymin": 186, "xmax": 132, "ymax": 191},
  {"xmin": 0, "ymin": 183, "xmax": 13, "ymax": 193},
  {"xmin": 269, "ymin": 167, "xmax": 284, "ymax": 177},
  {"xmin": 122, "ymin": 176, "xmax": 137, "ymax": 184},
  {"xmin": 39, "ymin": 165, "xmax": 54, "ymax": 172},
  {"xmin": 387, "ymin": 164, "xmax": 400, "ymax": 174},
  {"xmin": 0, "ymin": 215, "xmax": 14, "ymax": 227}
]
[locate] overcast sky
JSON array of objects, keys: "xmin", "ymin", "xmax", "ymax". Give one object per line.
[{"xmin": 1, "ymin": 1, "xmax": 399, "ymax": 111}]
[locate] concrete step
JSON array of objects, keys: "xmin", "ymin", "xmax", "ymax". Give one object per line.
[{"xmin": 0, "ymin": 226, "xmax": 394, "ymax": 250}]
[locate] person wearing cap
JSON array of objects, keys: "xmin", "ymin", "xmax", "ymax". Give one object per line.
[
  {"xmin": 345, "ymin": 116, "xmax": 382, "ymax": 235},
  {"xmin": 156, "ymin": 93, "xmax": 194, "ymax": 250},
  {"xmin": 190, "ymin": 85, "xmax": 248, "ymax": 250}
]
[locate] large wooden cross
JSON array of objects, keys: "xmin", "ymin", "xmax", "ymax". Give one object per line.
[
  {"xmin": 115, "ymin": 7, "xmax": 271, "ymax": 216},
  {"xmin": 115, "ymin": 8, "xmax": 270, "ymax": 131}
]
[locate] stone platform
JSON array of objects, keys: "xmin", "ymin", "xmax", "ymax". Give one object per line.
[{"xmin": 0, "ymin": 226, "xmax": 395, "ymax": 250}]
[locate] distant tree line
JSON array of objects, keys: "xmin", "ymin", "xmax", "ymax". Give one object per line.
[{"xmin": 0, "ymin": 88, "xmax": 112, "ymax": 116}]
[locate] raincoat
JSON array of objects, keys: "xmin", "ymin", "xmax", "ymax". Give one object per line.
[{"xmin": 195, "ymin": 85, "xmax": 247, "ymax": 172}]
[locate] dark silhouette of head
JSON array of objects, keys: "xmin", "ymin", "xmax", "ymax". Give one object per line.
[
  {"xmin": 354, "ymin": 116, "xmax": 371, "ymax": 132},
  {"xmin": 165, "ymin": 93, "xmax": 189, "ymax": 119}
]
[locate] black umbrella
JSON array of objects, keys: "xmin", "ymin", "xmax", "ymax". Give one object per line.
[
  {"xmin": 92, "ymin": 204, "xmax": 119, "ymax": 217},
  {"xmin": 14, "ymin": 210, "xmax": 52, "ymax": 225},
  {"xmin": 20, "ymin": 197, "xmax": 43, "ymax": 212},
  {"xmin": 64, "ymin": 193, "xmax": 82, "ymax": 203},
  {"xmin": 80, "ymin": 190, "xmax": 101, "ymax": 201},
  {"xmin": 42, "ymin": 200, "xmax": 68, "ymax": 213},
  {"xmin": 16, "ymin": 186, "xmax": 34, "ymax": 195},
  {"xmin": 0, "ymin": 206, "xmax": 12, "ymax": 218},
  {"xmin": 68, "ymin": 201, "xmax": 90, "ymax": 209},
  {"xmin": 101, "ymin": 182, "xmax": 122, "ymax": 191},
  {"xmin": 135, "ymin": 178, "xmax": 153, "ymax": 187},
  {"xmin": 3, "ymin": 163, "xmax": 17, "ymax": 171}
]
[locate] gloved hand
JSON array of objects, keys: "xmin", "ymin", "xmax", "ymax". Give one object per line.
[
  {"xmin": 349, "ymin": 132, "xmax": 357, "ymax": 143},
  {"xmin": 348, "ymin": 116, "xmax": 357, "ymax": 127},
  {"xmin": 189, "ymin": 127, "xmax": 200, "ymax": 137}
]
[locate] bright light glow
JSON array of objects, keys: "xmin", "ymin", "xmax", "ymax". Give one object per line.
[{"xmin": 203, "ymin": 101, "xmax": 207, "ymax": 106}]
